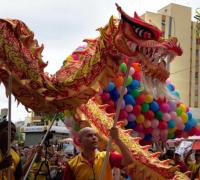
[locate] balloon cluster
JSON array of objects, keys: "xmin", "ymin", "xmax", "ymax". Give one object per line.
[{"xmin": 100, "ymin": 62, "xmax": 200, "ymax": 144}]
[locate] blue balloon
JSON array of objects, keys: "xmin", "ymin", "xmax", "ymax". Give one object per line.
[
  {"xmin": 172, "ymin": 91, "xmax": 180, "ymax": 98},
  {"xmin": 125, "ymin": 121, "xmax": 136, "ymax": 129},
  {"xmin": 130, "ymin": 79, "xmax": 140, "ymax": 89},
  {"xmin": 106, "ymin": 82, "xmax": 115, "ymax": 92},
  {"xmin": 187, "ymin": 112, "xmax": 193, "ymax": 120},
  {"xmin": 168, "ymin": 120, "xmax": 176, "ymax": 128},
  {"xmin": 124, "ymin": 95, "xmax": 136, "ymax": 105},
  {"xmin": 144, "ymin": 134, "xmax": 152, "ymax": 141},
  {"xmin": 127, "ymin": 86, "xmax": 133, "ymax": 94},
  {"xmin": 189, "ymin": 118, "xmax": 197, "ymax": 128},
  {"xmin": 184, "ymin": 121, "xmax": 192, "ymax": 131},
  {"xmin": 109, "ymin": 88, "xmax": 120, "ymax": 101},
  {"xmin": 150, "ymin": 101, "xmax": 160, "ymax": 112},
  {"xmin": 166, "ymin": 84, "xmax": 175, "ymax": 91}
]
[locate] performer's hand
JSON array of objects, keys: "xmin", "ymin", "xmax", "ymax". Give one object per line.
[
  {"xmin": 110, "ymin": 127, "xmax": 120, "ymax": 142},
  {"xmin": 0, "ymin": 155, "xmax": 13, "ymax": 170}
]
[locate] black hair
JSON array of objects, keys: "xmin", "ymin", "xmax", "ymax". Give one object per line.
[{"xmin": 0, "ymin": 120, "xmax": 15, "ymax": 130}]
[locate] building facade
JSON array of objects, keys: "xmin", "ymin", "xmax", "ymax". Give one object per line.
[
  {"xmin": 142, "ymin": 3, "xmax": 200, "ymax": 107},
  {"xmin": 21, "ymin": 112, "xmax": 69, "ymax": 146}
]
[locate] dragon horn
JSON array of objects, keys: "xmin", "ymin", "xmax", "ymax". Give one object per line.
[
  {"xmin": 123, "ymin": 129, "xmax": 133, "ymax": 135},
  {"xmin": 151, "ymin": 152, "xmax": 161, "ymax": 158},
  {"xmin": 116, "ymin": 121, "xmax": 126, "ymax": 127},
  {"xmin": 132, "ymin": 137, "xmax": 142, "ymax": 143},
  {"xmin": 141, "ymin": 145, "xmax": 151, "ymax": 151},
  {"xmin": 98, "ymin": 104, "xmax": 109, "ymax": 110},
  {"xmin": 107, "ymin": 113, "xmax": 115, "ymax": 118},
  {"xmin": 161, "ymin": 159, "xmax": 171, "ymax": 165},
  {"xmin": 184, "ymin": 171, "xmax": 191, "ymax": 176}
]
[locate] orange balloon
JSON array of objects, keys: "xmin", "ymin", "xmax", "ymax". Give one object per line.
[
  {"xmin": 132, "ymin": 63, "xmax": 141, "ymax": 72},
  {"xmin": 114, "ymin": 76, "xmax": 123, "ymax": 87}
]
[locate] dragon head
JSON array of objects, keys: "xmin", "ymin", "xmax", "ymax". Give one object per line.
[{"xmin": 101, "ymin": 4, "xmax": 182, "ymax": 83}]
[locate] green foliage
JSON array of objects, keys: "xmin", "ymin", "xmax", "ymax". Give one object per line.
[{"xmin": 41, "ymin": 112, "xmax": 65, "ymax": 122}]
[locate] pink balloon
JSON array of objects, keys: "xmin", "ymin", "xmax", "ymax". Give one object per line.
[
  {"xmin": 170, "ymin": 111, "xmax": 177, "ymax": 119},
  {"xmin": 160, "ymin": 129, "xmax": 168, "ymax": 137},
  {"xmin": 151, "ymin": 119, "xmax": 159, "ymax": 128},
  {"xmin": 177, "ymin": 123, "xmax": 185, "ymax": 130},
  {"xmin": 125, "ymin": 104, "xmax": 133, "ymax": 112},
  {"xmin": 152, "ymin": 128, "xmax": 160, "ymax": 137},
  {"xmin": 163, "ymin": 113, "xmax": 171, "ymax": 122},
  {"xmin": 143, "ymin": 120, "xmax": 151, "ymax": 128},
  {"xmin": 160, "ymin": 103, "xmax": 170, "ymax": 113},
  {"xmin": 129, "ymin": 67, "xmax": 135, "ymax": 75},
  {"xmin": 175, "ymin": 117, "xmax": 182, "ymax": 125}
]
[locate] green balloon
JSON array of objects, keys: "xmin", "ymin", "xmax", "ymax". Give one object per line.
[
  {"xmin": 141, "ymin": 102, "xmax": 149, "ymax": 113},
  {"xmin": 168, "ymin": 132, "xmax": 175, "ymax": 139},
  {"xmin": 120, "ymin": 63, "xmax": 127, "ymax": 73},
  {"xmin": 155, "ymin": 111, "xmax": 163, "ymax": 120},
  {"xmin": 131, "ymin": 89, "xmax": 140, "ymax": 97},
  {"xmin": 176, "ymin": 107, "xmax": 183, "ymax": 116},
  {"xmin": 125, "ymin": 76, "xmax": 132, "ymax": 86}
]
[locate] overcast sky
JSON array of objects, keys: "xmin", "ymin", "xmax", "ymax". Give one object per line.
[{"xmin": 0, "ymin": 0, "xmax": 199, "ymax": 122}]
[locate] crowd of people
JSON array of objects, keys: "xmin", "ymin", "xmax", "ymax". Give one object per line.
[{"xmin": 0, "ymin": 120, "xmax": 200, "ymax": 180}]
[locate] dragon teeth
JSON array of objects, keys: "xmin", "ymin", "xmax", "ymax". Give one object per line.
[{"xmin": 131, "ymin": 43, "xmax": 137, "ymax": 51}]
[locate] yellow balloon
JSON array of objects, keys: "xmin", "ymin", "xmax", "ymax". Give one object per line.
[
  {"xmin": 180, "ymin": 104, "xmax": 187, "ymax": 112},
  {"xmin": 168, "ymin": 127, "xmax": 177, "ymax": 133},
  {"xmin": 145, "ymin": 94, "xmax": 153, "ymax": 103},
  {"xmin": 136, "ymin": 114, "xmax": 145, "ymax": 123},
  {"xmin": 181, "ymin": 112, "xmax": 188, "ymax": 123}
]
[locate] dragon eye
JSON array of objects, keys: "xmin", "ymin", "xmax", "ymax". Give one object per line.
[{"xmin": 133, "ymin": 26, "xmax": 152, "ymax": 40}]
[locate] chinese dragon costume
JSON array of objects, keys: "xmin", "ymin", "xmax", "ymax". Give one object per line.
[{"xmin": 0, "ymin": 4, "xmax": 194, "ymax": 179}]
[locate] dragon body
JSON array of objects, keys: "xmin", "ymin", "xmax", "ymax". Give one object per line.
[{"xmin": 0, "ymin": 4, "xmax": 193, "ymax": 179}]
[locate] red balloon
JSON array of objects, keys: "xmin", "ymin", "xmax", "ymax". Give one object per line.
[
  {"xmin": 106, "ymin": 106, "xmax": 115, "ymax": 113},
  {"xmin": 158, "ymin": 121, "xmax": 167, "ymax": 129},
  {"xmin": 132, "ymin": 105, "xmax": 141, "ymax": 116},
  {"xmin": 136, "ymin": 94, "xmax": 146, "ymax": 105},
  {"xmin": 134, "ymin": 124, "xmax": 144, "ymax": 132},
  {"xmin": 107, "ymin": 100, "xmax": 115, "ymax": 107},
  {"xmin": 119, "ymin": 110, "xmax": 128, "ymax": 119},
  {"xmin": 188, "ymin": 127, "xmax": 200, "ymax": 136},
  {"xmin": 175, "ymin": 130, "xmax": 183, "ymax": 138},
  {"xmin": 144, "ymin": 110, "xmax": 155, "ymax": 120},
  {"xmin": 133, "ymin": 71, "xmax": 141, "ymax": 81},
  {"xmin": 143, "ymin": 127, "xmax": 153, "ymax": 134},
  {"xmin": 140, "ymin": 139, "xmax": 151, "ymax": 145},
  {"xmin": 101, "ymin": 92, "xmax": 110, "ymax": 101},
  {"xmin": 157, "ymin": 97, "xmax": 166, "ymax": 105}
]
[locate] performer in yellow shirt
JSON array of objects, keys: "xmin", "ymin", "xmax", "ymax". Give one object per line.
[
  {"xmin": 63, "ymin": 127, "xmax": 133, "ymax": 180},
  {"xmin": 185, "ymin": 149, "xmax": 200, "ymax": 179},
  {"xmin": 0, "ymin": 121, "xmax": 22, "ymax": 180}
]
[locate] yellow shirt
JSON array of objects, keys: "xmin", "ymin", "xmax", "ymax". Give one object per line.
[
  {"xmin": 29, "ymin": 159, "xmax": 49, "ymax": 180},
  {"xmin": 68, "ymin": 151, "xmax": 113, "ymax": 180},
  {"xmin": 0, "ymin": 148, "xmax": 20, "ymax": 180},
  {"xmin": 188, "ymin": 162, "xmax": 200, "ymax": 179}
]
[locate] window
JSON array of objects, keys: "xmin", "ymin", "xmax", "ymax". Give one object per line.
[{"xmin": 195, "ymin": 72, "xmax": 199, "ymax": 78}]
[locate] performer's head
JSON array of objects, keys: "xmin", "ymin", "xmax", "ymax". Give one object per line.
[
  {"xmin": 0, "ymin": 121, "xmax": 16, "ymax": 148},
  {"xmin": 78, "ymin": 127, "xmax": 99, "ymax": 151}
]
